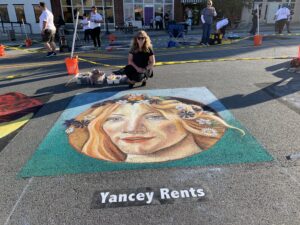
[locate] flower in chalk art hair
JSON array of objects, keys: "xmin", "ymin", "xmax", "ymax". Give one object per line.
[
  {"xmin": 178, "ymin": 109, "xmax": 196, "ymax": 119},
  {"xmin": 149, "ymin": 97, "xmax": 163, "ymax": 105},
  {"xmin": 200, "ymin": 128, "xmax": 218, "ymax": 137},
  {"xmin": 64, "ymin": 119, "xmax": 90, "ymax": 128},
  {"xmin": 65, "ymin": 127, "xmax": 74, "ymax": 134}
]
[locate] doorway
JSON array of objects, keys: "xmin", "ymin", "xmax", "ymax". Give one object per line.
[{"xmin": 144, "ymin": 6, "xmax": 154, "ymax": 26}]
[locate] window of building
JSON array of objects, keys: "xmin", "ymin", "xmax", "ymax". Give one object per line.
[
  {"xmin": 164, "ymin": 4, "xmax": 173, "ymax": 19},
  {"xmin": 104, "ymin": 0, "xmax": 113, "ymax": 7},
  {"xmin": 61, "ymin": 0, "xmax": 72, "ymax": 6},
  {"xmin": 105, "ymin": 7, "xmax": 114, "ymax": 23},
  {"xmin": 83, "ymin": 0, "xmax": 93, "ymax": 7},
  {"xmin": 134, "ymin": 4, "xmax": 143, "ymax": 21},
  {"xmin": 33, "ymin": 5, "xmax": 42, "ymax": 23},
  {"xmin": 0, "ymin": 5, "xmax": 10, "ymax": 22},
  {"xmin": 155, "ymin": 4, "xmax": 163, "ymax": 16},
  {"xmin": 60, "ymin": 0, "xmax": 114, "ymax": 23},
  {"xmin": 62, "ymin": 7, "xmax": 73, "ymax": 23},
  {"xmin": 95, "ymin": 0, "xmax": 104, "ymax": 6},
  {"xmin": 14, "ymin": 5, "xmax": 26, "ymax": 23},
  {"xmin": 124, "ymin": 3, "xmax": 134, "ymax": 21}
]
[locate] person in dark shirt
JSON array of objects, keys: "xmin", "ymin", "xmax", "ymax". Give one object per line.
[
  {"xmin": 123, "ymin": 30, "xmax": 156, "ymax": 88},
  {"xmin": 249, "ymin": 10, "xmax": 258, "ymax": 35}
]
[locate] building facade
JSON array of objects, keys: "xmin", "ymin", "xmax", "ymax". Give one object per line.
[
  {"xmin": 242, "ymin": 0, "xmax": 300, "ymax": 24},
  {"xmin": 1, "ymin": 0, "xmax": 299, "ymax": 34},
  {"xmin": 0, "ymin": 0, "xmax": 52, "ymax": 34}
]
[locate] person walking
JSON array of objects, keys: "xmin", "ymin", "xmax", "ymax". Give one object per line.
[
  {"xmin": 90, "ymin": 6, "xmax": 103, "ymax": 49},
  {"xmin": 274, "ymin": 4, "xmax": 290, "ymax": 34},
  {"xmin": 200, "ymin": 0, "xmax": 217, "ymax": 46},
  {"xmin": 39, "ymin": 2, "xmax": 57, "ymax": 57},
  {"xmin": 249, "ymin": 10, "xmax": 258, "ymax": 35}
]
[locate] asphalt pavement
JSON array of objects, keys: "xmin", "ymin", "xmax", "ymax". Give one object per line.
[{"xmin": 1, "ymin": 27, "xmax": 300, "ymax": 225}]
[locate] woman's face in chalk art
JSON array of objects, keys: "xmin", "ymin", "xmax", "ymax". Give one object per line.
[{"xmin": 103, "ymin": 103, "xmax": 188, "ymax": 155}]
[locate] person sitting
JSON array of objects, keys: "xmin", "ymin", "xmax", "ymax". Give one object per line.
[{"xmin": 114, "ymin": 30, "xmax": 155, "ymax": 88}]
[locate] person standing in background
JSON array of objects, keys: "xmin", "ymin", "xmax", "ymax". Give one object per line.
[
  {"xmin": 155, "ymin": 14, "xmax": 163, "ymax": 30},
  {"xmin": 164, "ymin": 13, "xmax": 170, "ymax": 30},
  {"xmin": 39, "ymin": 2, "xmax": 57, "ymax": 57},
  {"xmin": 274, "ymin": 4, "xmax": 290, "ymax": 34},
  {"xmin": 90, "ymin": 6, "xmax": 103, "ymax": 49},
  {"xmin": 200, "ymin": 0, "xmax": 217, "ymax": 46},
  {"xmin": 187, "ymin": 8, "xmax": 193, "ymax": 29},
  {"xmin": 81, "ymin": 13, "xmax": 92, "ymax": 43},
  {"xmin": 249, "ymin": 10, "xmax": 258, "ymax": 35}
]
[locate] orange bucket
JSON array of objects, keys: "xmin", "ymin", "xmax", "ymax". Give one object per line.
[
  {"xmin": 65, "ymin": 57, "xmax": 79, "ymax": 75},
  {"xmin": 0, "ymin": 45, "xmax": 5, "ymax": 56},
  {"xmin": 254, "ymin": 34, "xmax": 262, "ymax": 46},
  {"xmin": 25, "ymin": 38, "xmax": 32, "ymax": 47}
]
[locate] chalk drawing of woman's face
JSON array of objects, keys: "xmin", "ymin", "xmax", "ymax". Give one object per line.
[{"xmin": 103, "ymin": 103, "xmax": 188, "ymax": 155}]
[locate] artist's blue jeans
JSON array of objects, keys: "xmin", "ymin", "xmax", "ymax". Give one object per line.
[{"xmin": 201, "ymin": 23, "xmax": 211, "ymax": 44}]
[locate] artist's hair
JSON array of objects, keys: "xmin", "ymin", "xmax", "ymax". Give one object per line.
[
  {"xmin": 39, "ymin": 2, "xmax": 46, "ymax": 8},
  {"xmin": 66, "ymin": 95, "xmax": 244, "ymax": 162},
  {"xmin": 130, "ymin": 30, "xmax": 153, "ymax": 53}
]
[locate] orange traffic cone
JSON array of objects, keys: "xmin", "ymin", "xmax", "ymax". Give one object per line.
[
  {"xmin": 25, "ymin": 38, "xmax": 32, "ymax": 47},
  {"xmin": 0, "ymin": 45, "xmax": 5, "ymax": 56},
  {"xmin": 254, "ymin": 34, "xmax": 262, "ymax": 46},
  {"xmin": 65, "ymin": 56, "xmax": 79, "ymax": 75}
]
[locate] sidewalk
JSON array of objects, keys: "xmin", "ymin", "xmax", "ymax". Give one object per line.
[{"xmin": 1, "ymin": 23, "xmax": 299, "ymax": 48}]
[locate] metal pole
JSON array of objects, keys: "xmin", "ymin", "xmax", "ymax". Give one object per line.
[
  {"xmin": 71, "ymin": 11, "xmax": 79, "ymax": 58},
  {"xmin": 22, "ymin": 19, "xmax": 28, "ymax": 39},
  {"xmin": 104, "ymin": 0, "xmax": 110, "ymax": 34},
  {"xmin": 257, "ymin": 5, "xmax": 259, "ymax": 35}
]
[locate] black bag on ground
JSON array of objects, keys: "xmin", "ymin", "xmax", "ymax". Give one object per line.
[{"xmin": 209, "ymin": 33, "xmax": 223, "ymax": 45}]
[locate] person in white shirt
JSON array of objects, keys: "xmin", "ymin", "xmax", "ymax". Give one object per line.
[
  {"xmin": 39, "ymin": 2, "xmax": 57, "ymax": 57},
  {"xmin": 274, "ymin": 4, "xmax": 290, "ymax": 34},
  {"xmin": 90, "ymin": 6, "xmax": 103, "ymax": 48},
  {"xmin": 81, "ymin": 13, "xmax": 92, "ymax": 43},
  {"xmin": 155, "ymin": 14, "xmax": 162, "ymax": 30}
]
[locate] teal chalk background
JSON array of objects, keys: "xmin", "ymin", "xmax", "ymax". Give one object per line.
[{"xmin": 18, "ymin": 88, "xmax": 273, "ymax": 177}]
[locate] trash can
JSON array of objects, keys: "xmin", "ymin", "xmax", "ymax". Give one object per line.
[{"xmin": 8, "ymin": 30, "xmax": 16, "ymax": 41}]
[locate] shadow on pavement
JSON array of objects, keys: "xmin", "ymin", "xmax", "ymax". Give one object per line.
[{"xmin": 213, "ymin": 60, "xmax": 300, "ymax": 111}]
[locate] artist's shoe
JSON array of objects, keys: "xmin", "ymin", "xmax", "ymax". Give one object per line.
[
  {"xmin": 141, "ymin": 81, "xmax": 146, "ymax": 86},
  {"xmin": 46, "ymin": 52, "xmax": 52, "ymax": 57},
  {"xmin": 128, "ymin": 83, "xmax": 134, "ymax": 88}
]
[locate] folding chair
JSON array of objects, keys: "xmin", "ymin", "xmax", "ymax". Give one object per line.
[{"xmin": 167, "ymin": 24, "xmax": 185, "ymax": 47}]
